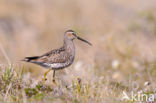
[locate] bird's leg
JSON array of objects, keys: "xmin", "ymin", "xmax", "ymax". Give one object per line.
[
  {"xmin": 52, "ymin": 70, "xmax": 56, "ymax": 84},
  {"xmin": 42, "ymin": 69, "xmax": 51, "ymax": 83}
]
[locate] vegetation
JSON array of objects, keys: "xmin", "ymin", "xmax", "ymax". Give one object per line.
[{"xmin": 0, "ymin": 0, "xmax": 156, "ymax": 103}]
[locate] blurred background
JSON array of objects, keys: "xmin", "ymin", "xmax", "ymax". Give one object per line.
[{"xmin": 0, "ymin": 0, "xmax": 156, "ymax": 85}]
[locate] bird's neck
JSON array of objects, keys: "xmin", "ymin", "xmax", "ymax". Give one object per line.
[{"xmin": 63, "ymin": 39, "xmax": 75, "ymax": 53}]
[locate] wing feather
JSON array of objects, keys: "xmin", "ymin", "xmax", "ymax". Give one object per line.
[{"xmin": 34, "ymin": 47, "xmax": 70, "ymax": 64}]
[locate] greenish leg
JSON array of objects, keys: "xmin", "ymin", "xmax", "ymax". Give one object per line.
[
  {"xmin": 42, "ymin": 69, "xmax": 51, "ymax": 83},
  {"xmin": 52, "ymin": 70, "xmax": 56, "ymax": 85}
]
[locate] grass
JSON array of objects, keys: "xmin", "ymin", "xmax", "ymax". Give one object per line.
[
  {"xmin": 0, "ymin": 62, "xmax": 155, "ymax": 103},
  {"xmin": 0, "ymin": 0, "xmax": 156, "ymax": 103}
]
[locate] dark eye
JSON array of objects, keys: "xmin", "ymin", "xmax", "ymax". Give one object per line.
[{"xmin": 72, "ymin": 32, "xmax": 76, "ymax": 36}]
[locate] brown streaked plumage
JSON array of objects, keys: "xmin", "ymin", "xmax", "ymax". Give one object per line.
[{"xmin": 22, "ymin": 30, "xmax": 92, "ymax": 84}]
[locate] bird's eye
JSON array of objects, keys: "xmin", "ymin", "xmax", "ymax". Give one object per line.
[{"xmin": 72, "ymin": 33, "xmax": 76, "ymax": 36}]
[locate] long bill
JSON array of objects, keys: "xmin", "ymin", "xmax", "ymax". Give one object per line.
[{"xmin": 77, "ymin": 36, "xmax": 92, "ymax": 46}]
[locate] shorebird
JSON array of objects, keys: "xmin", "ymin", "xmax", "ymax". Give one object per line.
[{"xmin": 22, "ymin": 30, "xmax": 92, "ymax": 84}]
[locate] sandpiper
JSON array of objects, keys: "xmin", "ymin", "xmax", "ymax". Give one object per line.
[{"xmin": 22, "ymin": 30, "xmax": 92, "ymax": 84}]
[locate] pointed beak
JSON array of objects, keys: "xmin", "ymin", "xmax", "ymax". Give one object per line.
[{"xmin": 77, "ymin": 36, "xmax": 92, "ymax": 46}]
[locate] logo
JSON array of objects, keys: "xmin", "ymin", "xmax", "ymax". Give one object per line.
[{"xmin": 122, "ymin": 91, "xmax": 155, "ymax": 102}]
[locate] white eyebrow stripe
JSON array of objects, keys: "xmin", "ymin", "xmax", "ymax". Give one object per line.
[{"xmin": 68, "ymin": 32, "xmax": 74, "ymax": 34}]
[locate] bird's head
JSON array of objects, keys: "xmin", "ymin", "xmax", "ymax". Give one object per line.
[{"xmin": 64, "ymin": 30, "xmax": 92, "ymax": 46}]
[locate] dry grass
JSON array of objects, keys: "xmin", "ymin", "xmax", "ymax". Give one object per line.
[{"xmin": 0, "ymin": 0, "xmax": 156, "ymax": 103}]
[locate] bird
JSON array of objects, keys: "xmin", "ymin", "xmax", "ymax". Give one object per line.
[{"xmin": 22, "ymin": 30, "xmax": 92, "ymax": 84}]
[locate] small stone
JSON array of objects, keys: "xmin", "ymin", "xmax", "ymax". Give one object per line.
[
  {"xmin": 144, "ymin": 81, "xmax": 150, "ymax": 86},
  {"xmin": 112, "ymin": 60, "xmax": 120, "ymax": 69}
]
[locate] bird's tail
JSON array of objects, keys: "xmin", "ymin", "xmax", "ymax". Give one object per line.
[{"xmin": 21, "ymin": 56, "xmax": 39, "ymax": 62}]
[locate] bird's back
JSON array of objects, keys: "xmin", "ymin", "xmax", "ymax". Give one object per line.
[{"xmin": 23, "ymin": 44, "xmax": 75, "ymax": 70}]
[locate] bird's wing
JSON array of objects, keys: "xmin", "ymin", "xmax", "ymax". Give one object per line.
[{"xmin": 33, "ymin": 47, "xmax": 69, "ymax": 64}]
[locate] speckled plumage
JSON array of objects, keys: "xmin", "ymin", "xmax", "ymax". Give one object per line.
[
  {"xmin": 22, "ymin": 30, "xmax": 92, "ymax": 82},
  {"xmin": 24, "ymin": 39, "xmax": 75, "ymax": 70}
]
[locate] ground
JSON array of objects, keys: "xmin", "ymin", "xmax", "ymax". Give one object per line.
[{"xmin": 0, "ymin": 0, "xmax": 156, "ymax": 103}]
